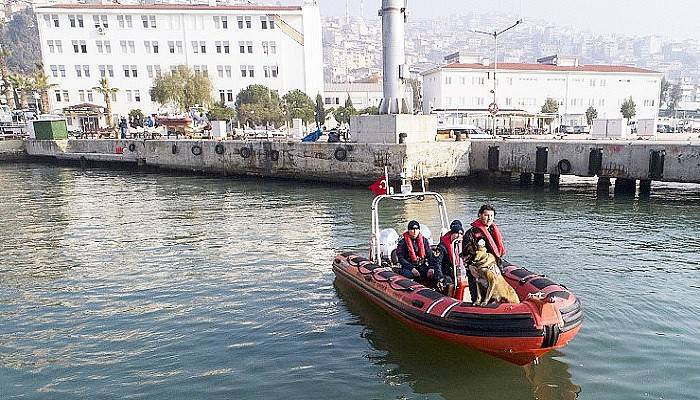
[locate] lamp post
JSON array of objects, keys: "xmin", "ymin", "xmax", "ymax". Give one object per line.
[{"xmin": 472, "ymin": 19, "xmax": 523, "ymax": 134}]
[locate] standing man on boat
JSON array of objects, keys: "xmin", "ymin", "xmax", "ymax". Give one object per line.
[
  {"xmin": 397, "ymin": 220, "xmax": 444, "ymax": 286},
  {"xmin": 464, "ymin": 205, "xmax": 506, "ymax": 302},
  {"xmin": 467, "ymin": 205, "xmax": 506, "ymax": 262}
]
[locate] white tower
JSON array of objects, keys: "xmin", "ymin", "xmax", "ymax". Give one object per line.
[{"xmin": 378, "ymin": 0, "xmax": 410, "ymax": 114}]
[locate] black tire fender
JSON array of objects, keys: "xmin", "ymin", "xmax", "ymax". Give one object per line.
[
  {"xmin": 557, "ymin": 159, "xmax": 572, "ymax": 174},
  {"xmin": 240, "ymin": 147, "xmax": 252, "ymax": 159},
  {"xmin": 171, "ymin": 144, "xmax": 177, "ymax": 154},
  {"xmin": 270, "ymin": 149, "xmax": 279, "ymax": 161},
  {"xmin": 128, "ymin": 143, "xmax": 136, "ymax": 152},
  {"xmin": 191, "ymin": 145, "xmax": 202, "ymax": 156},
  {"xmin": 334, "ymin": 147, "xmax": 348, "ymax": 161},
  {"xmin": 215, "ymin": 143, "xmax": 225, "ymax": 155}
]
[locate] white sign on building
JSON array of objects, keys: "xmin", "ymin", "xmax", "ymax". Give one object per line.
[{"xmin": 34, "ymin": 2, "xmax": 323, "ymax": 119}]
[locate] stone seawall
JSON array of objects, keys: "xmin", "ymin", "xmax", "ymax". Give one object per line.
[
  {"xmin": 0, "ymin": 140, "xmax": 26, "ymax": 162},
  {"xmin": 469, "ymin": 139, "xmax": 700, "ymax": 183},
  {"xmin": 24, "ymin": 139, "xmax": 472, "ymax": 184}
]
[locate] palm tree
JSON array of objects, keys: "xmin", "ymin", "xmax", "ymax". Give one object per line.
[
  {"xmin": 0, "ymin": 47, "xmax": 16, "ymax": 110},
  {"xmin": 33, "ymin": 62, "xmax": 56, "ymax": 114},
  {"xmin": 8, "ymin": 74, "xmax": 31, "ymax": 109},
  {"xmin": 93, "ymin": 77, "xmax": 119, "ymax": 127}
]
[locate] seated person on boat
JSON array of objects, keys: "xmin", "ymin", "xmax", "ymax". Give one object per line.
[
  {"xmin": 433, "ymin": 219, "xmax": 464, "ymax": 296},
  {"xmin": 464, "ymin": 204, "xmax": 506, "ymax": 301},
  {"xmin": 397, "ymin": 220, "xmax": 444, "ymax": 288}
]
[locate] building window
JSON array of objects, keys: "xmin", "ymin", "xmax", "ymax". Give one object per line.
[
  {"xmin": 87, "ymin": 90, "xmax": 93, "ymax": 102},
  {"xmin": 240, "ymin": 65, "xmax": 247, "ymax": 77},
  {"xmin": 142, "ymin": 15, "xmax": 156, "ymax": 28},
  {"xmin": 261, "ymin": 16, "xmax": 275, "ymax": 29},
  {"xmin": 135, "ymin": 90, "xmax": 141, "ymax": 102},
  {"xmin": 48, "ymin": 40, "xmax": 55, "ymax": 53},
  {"xmin": 75, "ymin": 65, "xmax": 82, "ymax": 77},
  {"xmin": 155, "ymin": 65, "xmax": 161, "ymax": 77},
  {"xmin": 217, "ymin": 65, "xmax": 224, "ymax": 78},
  {"xmin": 50, "ymin": 65, "xmax": 58, "ymax": 77},
  {"xmin": 213, "ymin": 16, "xmax": 228, "ymax": 29},
  {"xmin": 246, "ymin": 41, "xmax": 253, "ymax": 53},
  {"xmin": 111, "ymin": 92, "xmax": 117, "ymax": 102},
  {"xmin": 99, "ymin": 65, "xmax": 106, "ymax": 77},
  {"xmin": 264, "ymin": 66, "xmax": 278, "ymax": 78},
  {"xmin": 144, "ymin": 41, "xmax": 158, "ymax": 53},
  {"xmin": 55, "ymin": 90, "xmax": 69, "ymax": 102},
  {"xmin": 225, "ymin": 65, "xmax": 231, "ymax": 78},
  {"xmin": 147, "ymin": 65, "xmax": 153, "ymax": 78},
  {"xmin": 117, "ymin": 15, "xmax": 132, "ymax": 28},
  {"xmin": 200, "ymin": 41, "xmax": 206, "ymax": 53},
  {"xmin": 248, "ymin": 65, "xmax": 254, "ymax": 78},
  {"xmin": 68, "ymin": 14, "xmax": 84, "ymax": 28},
  {"xmin": 93, "ymin": 15, "xmax": 108, "ymax": 28},
  {"xmin": 59, "ymin": 65, "xmax": 65, "ymax": 77},
  {"xmin": 83, "ymin": 65, "xmax": 90, "ymax": 77},
  {"xmin": 239, "ymin": 41, "xmax": 245, "ymax": 53},
  {"xmin": 126, "ymin": 90, "xmax": 132, "ymax": 102},
  {"xmin": 445, "ymin": 76, "xmax": 452, "ymax": 84}
]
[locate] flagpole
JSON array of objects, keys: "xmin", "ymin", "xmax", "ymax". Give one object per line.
[{"xmin": 384, "ymin": 166, "xmax": 389, "ymax": 195}]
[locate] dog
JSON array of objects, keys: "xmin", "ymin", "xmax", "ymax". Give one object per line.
[{"xmin": 461, "ymin": 238, "xmax": 520, "ymax": 306}]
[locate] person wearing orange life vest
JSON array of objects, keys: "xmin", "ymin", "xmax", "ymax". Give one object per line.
[
  {"xmin": 396, "ymin": 220, "xmax": 443, "ymax": 286},
  {"xmin": 433, "ymin": 219, "xmax": 464, "ymax": 296},
  {"xmin": 463, "ymin": 204, "xmax": 506, "ymax": 302}
]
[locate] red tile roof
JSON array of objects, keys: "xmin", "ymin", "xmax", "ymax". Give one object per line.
[
  {"xmin": 37, "ymin": 3, "xmax": 302, "ymax": 11},
  {"xmin": 442, "ymin": 62, "xmax": 659, "ymax": 74}
]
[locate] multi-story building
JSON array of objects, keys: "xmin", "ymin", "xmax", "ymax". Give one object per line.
[
  {"xmin": 34, "ymin": 1, "xmax": 323, "ymax": 120},
  {"xmin": 422, "ymin": 54, "xmax": 663, "ymax": 127}
]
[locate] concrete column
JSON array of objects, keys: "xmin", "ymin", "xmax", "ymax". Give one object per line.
[
  {"xmin": 639, "ymin": 179, "xmax": 652, "ymax": 196},
  {"xmin": 533, "ymin": 173, "xmax": 545, "ymax": 186},
  {"xmin": 614, "ymin": 178, "xmax": 636, "ymax": 196},
  {"xmin": 549, "ymin": 174, "xmax": 560, "ymax": 189},
  {"xmin": 597, "ymin": 177, "xmax": 611, "ymax": 195},
  {"xmin": 519, "ymin": 172, "xmax": 532, "ymax": 186}
]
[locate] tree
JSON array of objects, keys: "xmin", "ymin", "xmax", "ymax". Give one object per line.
[
  {"xmin": 359, "ymin": 106, "xmax": 379, "ymax": 115},
  {"xmin": 32, "ymin": 62, "xmax": 56, "ymax": 113},
  {"xmin": 282, "ymin": 89, "xmax": 314, "ymax": 124},
  {"xmin": 234, "ymin": 84, "xmax": 284, "ymax": 128},
  {"xmin": 620, "ymin": 97, "xmax": 636, "ymax": 121},
  {"xmin": 207, "ymin": 102, "xmax": 236, "ymax": 121},
  {"xmin": 667, "ymin": 84, "xmax": 681, "ymax": 111},
  {"xmin": 8, "ymin": 74, "xmax": 30, "ymax": 109},
  {"xmin": 0, "ymin": 9, "xmax": 41, "ymax": 74},
  {"xmin": 150, "ymin": 65, "xmax": 213, "ymax": 112},
  {"xmin": 0, "ymin": 47, "xmax": 15, "ymax": 110},
  {"xmin": 541, "ymin": 97, "xmax": 559, "ymax": 130},
  {"xmin": 659, "ymin": 76, "xmax": 670, "ymax": 107},
  {"xmin": 314, "ymin": 93, "xmax": 326, "ymax": 129},
  {"xmin": 585, "ymin": 106, "xmax": 598, "ymax": 126},
  {"xmin": 332, "ymin": 96, "xmax": 358, "ymax": 125},
  {"xmin": 93, "ymin": 78, "xmax": 119, "ymax": 127}
]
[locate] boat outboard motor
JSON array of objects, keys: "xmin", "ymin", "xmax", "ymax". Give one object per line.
[{"xmin": 378, "ymin": 228, "xmax": 399, "ymax": 262}]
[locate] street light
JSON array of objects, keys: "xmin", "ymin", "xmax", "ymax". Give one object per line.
[{"xmin": 472, "ymin": 19, "xmax": 523, "ymax": 133}]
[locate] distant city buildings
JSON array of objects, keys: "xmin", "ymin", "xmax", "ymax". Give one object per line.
[{"xmin": 34, "ymin": 2, "xmax": 323, "ymax": 119}]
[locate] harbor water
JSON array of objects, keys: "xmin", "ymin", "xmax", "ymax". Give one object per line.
[{"xmin": 0, "ymin": 163, "xmax": 699, "ymax": 400}]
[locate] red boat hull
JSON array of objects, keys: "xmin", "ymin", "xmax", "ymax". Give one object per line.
[{"xmin": 333, "ymin": 252, "xmax": 583, "ymax": 365}]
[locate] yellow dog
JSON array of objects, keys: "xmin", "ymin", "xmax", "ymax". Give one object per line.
[{"xmin": 465, "ymin": 239, "xmax": 520, "ymax": 306}]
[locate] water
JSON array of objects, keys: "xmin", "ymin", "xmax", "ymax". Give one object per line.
[{"xmin": 0, "ymin": 163, "xmax": 699, "ymax": 400}]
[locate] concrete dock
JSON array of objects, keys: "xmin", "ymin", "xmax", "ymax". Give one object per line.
[{"xmin": 3, "ymin": 138, "xmax": 699, "ymax": 193}]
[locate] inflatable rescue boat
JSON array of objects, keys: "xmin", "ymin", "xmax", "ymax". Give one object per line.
[{"xmin": 332, "ymin": 190, "xmax": 582, "ymax": 365}]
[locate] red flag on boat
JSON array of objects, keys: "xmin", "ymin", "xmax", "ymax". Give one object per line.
[{"xmin": 368, "ymin": 176, "xmax": 387, "ymax": 196}]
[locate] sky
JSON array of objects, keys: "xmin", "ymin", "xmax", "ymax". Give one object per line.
[{"xmin": 279, "ymin": 0, "xmax": 700, "ymax": 41}]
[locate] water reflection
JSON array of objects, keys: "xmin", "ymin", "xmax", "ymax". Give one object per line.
[{"xmin": 334, "ymin": 279, "xmax": 581, "ymax": 400}]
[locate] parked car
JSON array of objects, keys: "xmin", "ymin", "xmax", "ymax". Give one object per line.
[
  {"xmin": 573, "ymin": 125, "xmax": 590, "ymax": 134},
  {"xmin": 556, "ymin": 125, "xmax": 575, "ymax": 134}
]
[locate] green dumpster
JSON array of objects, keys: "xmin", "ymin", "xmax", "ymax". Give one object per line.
[{"xmin": 33, "ymin": 120, "xmax": 68, "ymax": 140}]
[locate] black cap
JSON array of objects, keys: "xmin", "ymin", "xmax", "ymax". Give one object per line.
[
  {"xmin": 407, "ymin": 220, "xmax": 420, "ymax": 230},
  {"xmin": 450, "ymin": 220, "xmax": 463, "ymax": 234}
]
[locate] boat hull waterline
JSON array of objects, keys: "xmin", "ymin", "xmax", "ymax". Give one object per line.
[{"xmin": 333, "ymin": 252, "xmax": 583, "ymax": 365}]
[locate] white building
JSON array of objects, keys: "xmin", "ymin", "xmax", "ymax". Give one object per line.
[
  {"xmin": 323, "ymin": 82, "xmax": 382, "ymax": 110},
  {"xmin": 34, "ymin": 2, "xmax": 323, "ymax": 121},
  {"xmin": 422, "ymin": 54, "xmax": 663, "ymax": 127}
]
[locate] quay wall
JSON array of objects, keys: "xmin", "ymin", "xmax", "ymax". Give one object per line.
[
  {"xmin": 24, "ymin": 139, "xmax": 471, "ymax": 184},
  {"xmin": 0, "ymin": 140, "xmax": 26, "ymax": 162},
  {"xmin": 469, "ymin": 139, "xmax": 700, "ymax": 183}
]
